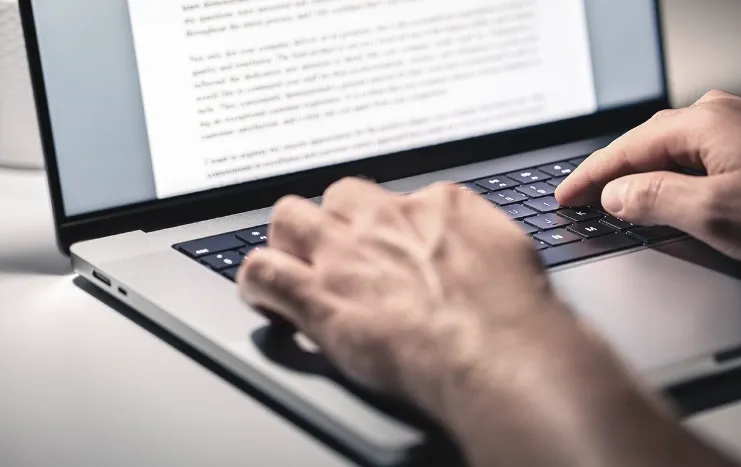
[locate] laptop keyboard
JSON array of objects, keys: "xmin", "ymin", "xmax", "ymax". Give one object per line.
[{"xmin": 173, "ymin": 156, "xmax": 686, "ymax": 283}]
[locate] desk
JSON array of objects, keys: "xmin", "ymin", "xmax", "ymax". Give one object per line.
[
  {"xmin": 1, "ymin": 167, "xmax": 741, "ymax": 467},
  {"xmin": 0, "ymin": 170, "xmax": 350, "ymax": 466},
  {"xmin": 3, "ymin": 1, "xmax": 741, "ymax": 465}
]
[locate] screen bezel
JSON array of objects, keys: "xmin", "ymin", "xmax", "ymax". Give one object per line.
[{"xmin": 19, "ymin": 0, "xmax": 670, "ymax": 253}]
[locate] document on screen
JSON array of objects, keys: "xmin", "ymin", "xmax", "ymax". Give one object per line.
[{"xmin": 126, "ymin": 0, "xmax": 597, "ymax": 198}]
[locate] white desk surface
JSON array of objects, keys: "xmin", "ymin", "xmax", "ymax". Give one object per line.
[
  {"xmin": 2, "ymin": 1, "xmax": 741, "ymax": 465},
  {"xmin": 0, "ymin": 170, "xmax": 350, "ymax": 466}
]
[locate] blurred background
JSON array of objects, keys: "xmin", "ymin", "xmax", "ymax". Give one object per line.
[{"xmin": 662, "ymin": 0, "xmax": 741, "ymax": 106}]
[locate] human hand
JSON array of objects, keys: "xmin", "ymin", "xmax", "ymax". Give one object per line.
[
  {"xmin": 236, "ymin": 179, "xmax": 570, "ymax": 415},
  {"xmin": 236, "ymin": 180, "xmax": 699, "ymax": 467},
  {"xmin": 557, "ymin": 90, "xmax": 741, "ymax": 260}
]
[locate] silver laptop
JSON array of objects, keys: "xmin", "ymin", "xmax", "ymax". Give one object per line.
[{"xmin": 21, "ymin": 0, "xmax": 741, "ymax": 465}]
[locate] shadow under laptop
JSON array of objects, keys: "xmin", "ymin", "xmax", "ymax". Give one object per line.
[
  {"xmin": 73, "ymin": 275, "xmax": 463, "ymax": 467},
  {"xmin": 0, "ymin": 245, "xmax": 73, "ymax": 276}
]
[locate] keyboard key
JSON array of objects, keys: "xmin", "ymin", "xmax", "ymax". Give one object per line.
[
  {"xmin": 534, "ymin": 229, "xmax": 582, "ymax": 246},
  {"xmin": 484, "ymin": 190, "xmax": 528, "ymax": 206},
  {"xmin": 524, "ymin": 196, "xmax": 561, "ymax": 213},
  {"xmin": 540, "ymin": 234, "xmax": 641, "ymax": 267},
  {"xmin": 235, "ymin": 226, "xmax": 269, "ymax": 245},
  {"xmin": 532, "ymin": 239, "xmax": 549, "ymax": 251},
  {"xmin": 239, "ymin": 245, "xmax": 264, "ymax": 257},
  {"xmin": 222, "ymin": 267, "xmax": 241, "ymax": 282},
  {"xmin": 507, "ymin": 169, "xmax": 552, "ymax": 184},
  {"xmin": 525, "ymin": 214, "xmax": 572, "ymax": 231},
  {"xmin": 627, "ymin": 226, "xmax": 685, "ymax": 244},
  {"xmin": 539, "ymin": 162, "xmax": 576, "ymax": 177},
  {"xmin": 518, "ymin": 222, "xmax": 539, "ymax": 235},
  {"xmin": 569, "ymin": 156, "xmax": 588, "ymax": 166},
  {"xmin": 516, "ymin": 183, "xmax": 555, "ymax": 198},
  {"xmin": 547, "ymin": 177, "xmax": 567, "ymax": 188},
  {"xmin": 558, "ymin": 208, "xmax": 603, "ymax": 223},
  {"xmin": 600, "ymin": 216, "xmax": 634, "ymax": 231},
  {"xmin": 201, "ymin": 250, "xmax": 245, "ymax": 270},
  {"xmin": 501, "ymin": 204, "xmax": 537, "ymax": 220},
  {"xmin": 474, "ymin": 175, "xmax": 518, "ymax": 191},
  {"xmin": 176, "ymin": 234, "xmax": 245, "ymax": 258},
  {"xmin": 457, "ymin": 183, "xmax": 488, "ymax": 195},
  {"xmin": 568, "ymin": 221, "xmax": 616, "ymax": 239}
]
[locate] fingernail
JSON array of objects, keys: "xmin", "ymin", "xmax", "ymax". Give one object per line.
[{"xmin": 602, "ymin": 180, "xmax": 627, "ymax": 213}]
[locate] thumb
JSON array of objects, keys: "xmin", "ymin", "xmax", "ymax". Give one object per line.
[{"xmin": 601, "ymin": 171, "xmax": 708, "ymax": 235}]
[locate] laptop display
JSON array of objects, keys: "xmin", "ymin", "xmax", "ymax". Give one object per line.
[{"xmin": 28, "ymin": 0, "xmax": 664, "ymax": 217}]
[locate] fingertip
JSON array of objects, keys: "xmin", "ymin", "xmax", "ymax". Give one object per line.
[
  {"xmin": 600, "ymin": 179, "xmax": 628, "ymax": 216},
  {"xmin": 235, "ymin": 247, "xmax": 319, "ymax": 330},
  {"xmin": 235, "ymin": 251, "xmax": 250, "ymax": 286},
  {"xmin": 553, "ymin": 180, "xmax": 572, "ymax": 205},
  {"xmin": 554, "ymin": 174, "xmax": 591, "ymax": 207},
  {"xmin": 235, "ymin": 249, "xmax": 263, "ymax": 299}
]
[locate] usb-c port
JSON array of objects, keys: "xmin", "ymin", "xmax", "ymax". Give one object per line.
[{"xmin": 92, "ymin": 270, "xmax": 112, "ymax": 287}]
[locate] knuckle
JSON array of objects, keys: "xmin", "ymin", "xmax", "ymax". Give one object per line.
[
  {"xmin": 324, "ymin": 176, "xmax": 360, "ymax": 198},
  {"xmin": 430, "ymin": 181, "xmax": 462, "ymax": 200},
  {"xmin": 702, "ymin": 89, "xmax": 733, "ymax": 102},
  {"xmin": 416, "ymin": 181, "xmax": 456, "ymax": 197},
  {"xmin": 650, "ymin": 108, "xmax": 679, "ymax": 121}
]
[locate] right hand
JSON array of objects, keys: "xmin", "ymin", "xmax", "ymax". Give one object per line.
[{"xmin": 556, "ymin": 90, "xmax": 741, "ymax": 260}]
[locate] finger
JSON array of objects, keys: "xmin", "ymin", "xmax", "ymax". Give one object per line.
[
  {"xmin": 320, "ymin": 177, "xmax": 393, "ymax": 221},
  {"xmin": 600, "ymin": 171, "xmax": 713, "ymax": 236},
  {"xmin": 556, "ymin": 107, "xmax": 706, "ymax": 207},
  {"xmin": 269, "ymin": 195, "xmax": 337, "ymax": 262},
  {"xmin": 238, "ymin": 247, "xmax": 330, "ymax": 333}
]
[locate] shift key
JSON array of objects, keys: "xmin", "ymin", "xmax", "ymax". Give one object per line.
[{"xmin": 540, "ymin": 234, "xmax": 640, "ymax": 267}]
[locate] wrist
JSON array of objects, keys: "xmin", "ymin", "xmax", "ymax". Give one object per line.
[
  {"xmin": 402, "ymin": 301, "xmax": 737, "ymax": 467},
  {"xmin": 405, "ymin": 299, "xmax": 572, "ymax": 413},
  {"xmin": 407, "ymin": 301, "xmax": 658, "ymax": 464}
]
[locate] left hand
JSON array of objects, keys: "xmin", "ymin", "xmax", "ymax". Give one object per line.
[{"xmin": 236, "ymin": 178, "xmax": 570, "ymax": 416}]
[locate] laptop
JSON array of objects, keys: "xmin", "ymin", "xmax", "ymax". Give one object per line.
[{"xmin": 20, "ymin": 0, "xmax": 741, "ymax": 465}]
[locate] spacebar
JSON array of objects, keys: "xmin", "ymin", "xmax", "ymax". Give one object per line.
[{"xmin": 540, "ymin": 234, "xmax": 641, "ymax": 268}]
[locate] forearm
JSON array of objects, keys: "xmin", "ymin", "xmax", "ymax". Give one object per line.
[{"xmin": 427, "ymin": 308, "xmax": 738, "ymax": 467}]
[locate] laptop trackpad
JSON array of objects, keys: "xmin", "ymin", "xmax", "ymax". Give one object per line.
[{"xmin": 550, "ymin": 239, "xmax": 741, "ymax": 374}]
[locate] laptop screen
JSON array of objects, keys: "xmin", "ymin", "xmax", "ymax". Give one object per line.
[{"xmin": 30, "ymin": 0, "xmax": 664, "ymax": 217}]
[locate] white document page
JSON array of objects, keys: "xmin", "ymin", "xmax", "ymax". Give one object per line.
[{"xmin": 126, "ymin": 0, "xmax": 597, "ymax": 199}]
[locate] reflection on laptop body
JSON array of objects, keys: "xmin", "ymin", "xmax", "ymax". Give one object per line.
[{"xmin": 20, "ymin": 0, "xmax": 741, "ymax": 465}]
